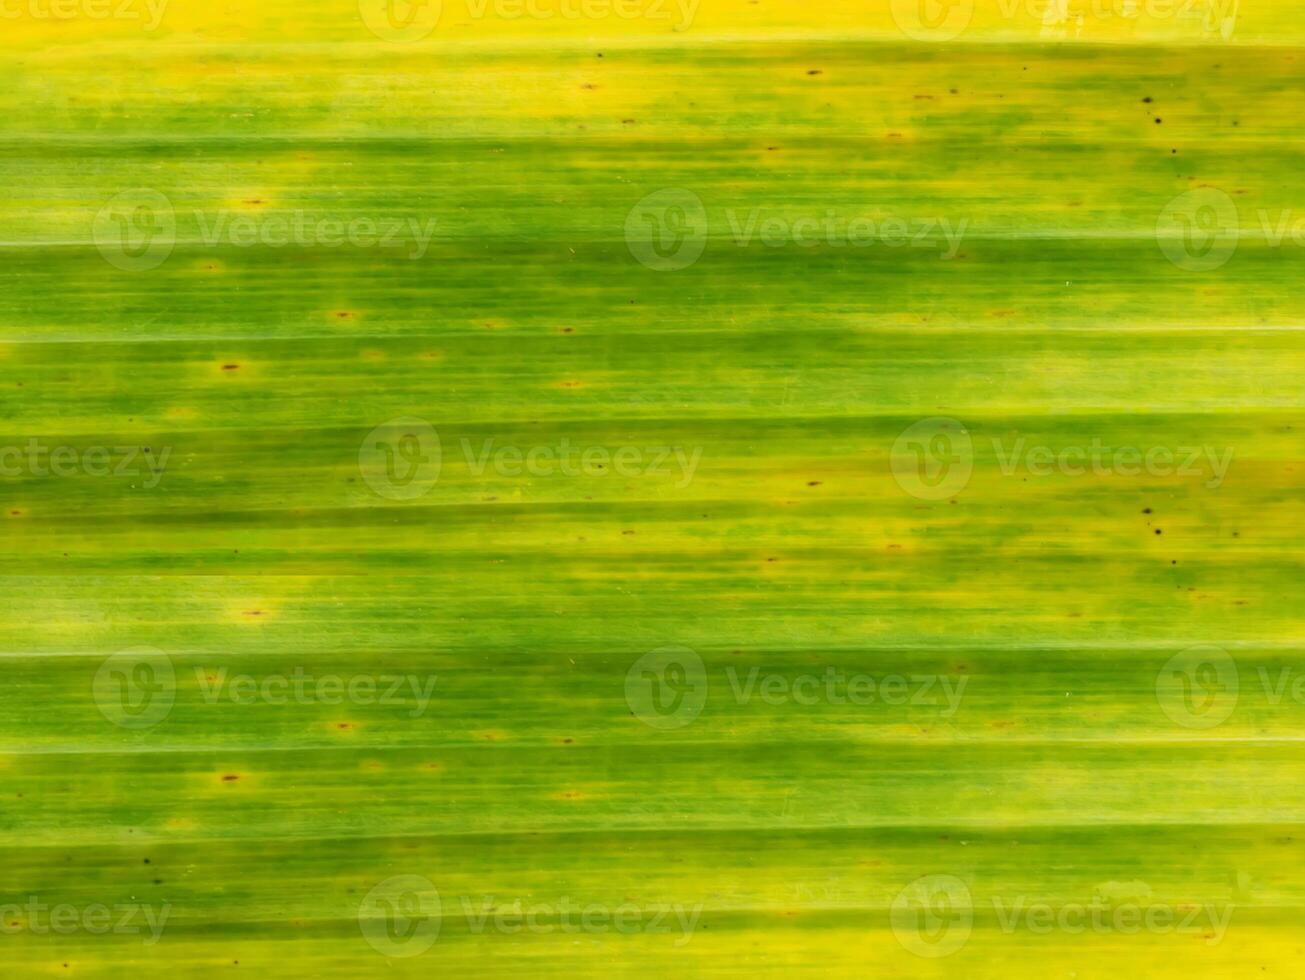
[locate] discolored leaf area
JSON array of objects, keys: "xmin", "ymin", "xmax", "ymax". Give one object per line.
[{"xmin": 1, "ymin": 1, "xmax": 1303, "ymax": 977}]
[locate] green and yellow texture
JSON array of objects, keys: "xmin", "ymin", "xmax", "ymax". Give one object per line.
[{"xmin": 1, "ymin": 0, "xmax": 1303, "ymax": 976}]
